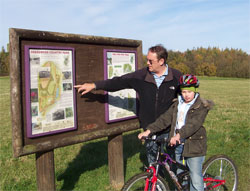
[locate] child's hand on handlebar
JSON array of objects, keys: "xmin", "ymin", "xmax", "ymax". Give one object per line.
[
  {"xmin": 170, "ymin": 133, "xmax": 181, "ymax": 146},
  {"xmin": 138, "ymin": 130, "xmax": 151, "ymax": 140}
]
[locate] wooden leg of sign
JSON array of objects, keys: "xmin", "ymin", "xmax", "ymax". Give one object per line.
[
  {"xmin": 108, "ymin": 133, "xmax": 124, "ymax": 189},
  {"xmin": 36, "ymin": 150, "xmax": 56, "ymax": 191}
]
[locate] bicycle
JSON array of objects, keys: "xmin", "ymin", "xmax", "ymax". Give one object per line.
[{"xmin": 122, "ymin": 137, "xmax": 238, "ymax": 191}]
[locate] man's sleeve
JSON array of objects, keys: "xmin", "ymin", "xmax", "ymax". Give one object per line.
[
  {"xmin": 95, "ymin": 70, "xmax": 139, "ymax": 92},
  {"xmin": 146, "ymin": 103, "xmax": 175, "ymax": 134}
]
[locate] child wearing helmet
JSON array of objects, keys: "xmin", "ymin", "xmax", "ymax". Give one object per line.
[{"xmin": 138, "ymin": 74, "xmax": 214, "ymax": 191}]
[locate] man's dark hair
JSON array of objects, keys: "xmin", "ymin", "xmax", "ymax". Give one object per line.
[{"xmin": 148, "ymin": 44, "xmax": 168, "ymax": 64}]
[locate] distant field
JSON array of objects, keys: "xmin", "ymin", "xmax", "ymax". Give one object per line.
[{"xmin": 0, "ymin": 76, "xmax": 249, "ymax": 190}]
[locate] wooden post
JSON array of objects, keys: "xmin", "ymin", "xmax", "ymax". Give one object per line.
[
  {"xmin": 36, "ymin": 150, "xmax": 56, "ymax": 191},
  {"xmin": 108, "ymin": 133, "xmax": 124, "ymax": 189}
]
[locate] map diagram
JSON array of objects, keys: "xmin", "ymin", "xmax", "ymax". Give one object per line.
[{"xmin": 26, "ymin": 47, "xmax": 76, "ymax": 137}]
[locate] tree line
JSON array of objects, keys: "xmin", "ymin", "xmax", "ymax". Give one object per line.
[
  {"xmin": 143, "ymin": 47, "xmax": 250, "ymax": 78},
  {"xmin": 1, "ymin": 45, "xmax": 249, "ymax": 78}
]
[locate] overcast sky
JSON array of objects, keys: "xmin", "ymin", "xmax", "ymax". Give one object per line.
[{"xmin": 1, "ymin": 0, "xmax": 249, "ymax": 54}]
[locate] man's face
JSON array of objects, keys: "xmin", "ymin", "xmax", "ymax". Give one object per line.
[{"xmin": 146, "ymin": 51, "xmax": 165, "ymax": 74}]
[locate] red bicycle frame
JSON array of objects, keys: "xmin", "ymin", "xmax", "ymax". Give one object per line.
[{"xmin": 204, "ymin": 177, "xmax": 226, "ymax": 190}]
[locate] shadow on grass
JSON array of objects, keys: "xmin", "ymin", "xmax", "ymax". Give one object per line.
[{"xmin": 57, "ymin": 131, "xmax": 146, "ymax": 191}]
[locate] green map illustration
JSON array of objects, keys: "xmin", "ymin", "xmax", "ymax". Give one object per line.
[
  {"xmin": 38, "ymin": 61, "xmax": 62, "ymax": 116},
  {"xmin": 108, "ymin": 66, "xmax": 113, "ymax": 78},
  {"xmin": 123, "ymin": 63, "xmax": 132, "ymax": 73}
]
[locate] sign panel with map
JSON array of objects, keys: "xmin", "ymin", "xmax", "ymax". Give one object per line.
[
  {"xmin": 24, "ymin": 46, "xmax": 77, "ymax": 138},
  {"xmin": 104, "ymin": 49, "xmax": 137, "ymax": 123}
]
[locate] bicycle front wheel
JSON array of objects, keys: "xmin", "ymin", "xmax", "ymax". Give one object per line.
[
  {"xmin": 202, "ymin": 155, "xmax": 238, "ymax": 191},
  {"xmin": 122, "ymin": 172, "xmax": 170, "ymax": 191}
]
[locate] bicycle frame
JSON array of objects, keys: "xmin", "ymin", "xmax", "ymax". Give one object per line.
[
  {"xmin": 143, "ymin": 139, "xmax": 227, "ymax": 191},
  {"xmin": 160, "ymin": 152, "xmax": 187, "ymax": 191},
  {"xmin": 203, "ymin": 177, "xmax": 226, "ymax": 190},
  {"xmin": 144, "ymin": 144, "xmax": 187, "ymax": 191}
]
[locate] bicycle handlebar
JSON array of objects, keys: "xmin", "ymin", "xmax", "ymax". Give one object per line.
[
  {"xmin": 141, "ymin": 136, "xmax": 170, "ymax": 144},
  {"xmin": 141, "ymin": 136, "xmax": 184, "ymax": 146}
]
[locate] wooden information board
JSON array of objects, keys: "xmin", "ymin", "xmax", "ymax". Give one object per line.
[{"xmin": 9, "ymin": 28, "xmax": 143, "ymax": 158}]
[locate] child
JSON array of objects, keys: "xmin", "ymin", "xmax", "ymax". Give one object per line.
[{"xmin": 138, "ymin": 74, "xmax": 214, "ymax": 191}]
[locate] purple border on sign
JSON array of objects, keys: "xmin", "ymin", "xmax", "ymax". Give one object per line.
[
  {"xmin": 24, "ymin": 45, "xmax": 77, "ymax": 138},
  {"xmin": 103, "ymin": 49, "xmax": 138, "ymax": 123}
]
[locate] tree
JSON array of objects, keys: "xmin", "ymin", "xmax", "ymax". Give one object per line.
[
  {"xmin": 195, "ymin": 62, "xmax": 216, "ymax": 76},
  {"xmin": 0, "ymin": 46, "xmax": 9, "ymax": 76}
]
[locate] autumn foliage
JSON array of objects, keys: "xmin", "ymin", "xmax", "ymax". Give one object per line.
[
  {"xmin": 1, "ymin": 46, "xmax": 249, "ymax": 78},
  {"xmin": 143, "ymin": 47, "xmax": 249, "ymax": 78}
]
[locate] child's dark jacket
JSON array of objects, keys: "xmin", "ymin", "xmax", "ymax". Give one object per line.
[{"xmin": 146, "ymin": 94, "xmax": 214, "ymax": 157}]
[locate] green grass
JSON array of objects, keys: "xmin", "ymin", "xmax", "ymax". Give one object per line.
[{"xmin": 0, "ymin": 76, "xmax": 249, "ymax": 190}]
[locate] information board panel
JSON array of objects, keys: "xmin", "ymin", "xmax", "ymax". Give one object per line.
[
  {"xmin": 104, "ymin": 49, "xmax": 137, "ymax": 123},
  {"xmin": 24, "ymin": 46, "xmax": 77, "ymax": 138},
  {"xmin": 9, "ymin": 28, "xmax": 142, "ymax": 157}
]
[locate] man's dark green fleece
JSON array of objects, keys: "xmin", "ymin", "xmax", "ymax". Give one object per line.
[{"xmin": 95, "ymin": 67, "xmax": 182, "ymax": 130}]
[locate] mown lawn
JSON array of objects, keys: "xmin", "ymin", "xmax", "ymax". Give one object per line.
[{"xmin": 0, "ymin": 76, "xmax": 249, "ymax": 190}]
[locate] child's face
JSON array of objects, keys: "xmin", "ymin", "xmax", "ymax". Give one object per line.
[{"xmin": 181, "ymin": 90, "xmax": 195, "ymax": 103}]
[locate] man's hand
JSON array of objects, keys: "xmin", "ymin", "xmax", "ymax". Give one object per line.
[
  {"xmin": 74, "ymin": 83, "xmax": 96, "ymax": 95},
  {"xmin": 138, "ymin": 130, "xmax": 151, "ymax": 140},
  {"xmin": 170, "ymin": 133, "xmax": 181, "ymax": 146}
]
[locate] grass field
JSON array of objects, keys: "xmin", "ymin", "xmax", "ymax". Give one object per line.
[{"xmin": 0, "ymin": 76, "xmax": 249, "ymax": 191}]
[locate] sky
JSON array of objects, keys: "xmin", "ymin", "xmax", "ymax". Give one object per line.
[{"xmin": 0, "ymin": 0, "xmax": 249, "ymax": 54}]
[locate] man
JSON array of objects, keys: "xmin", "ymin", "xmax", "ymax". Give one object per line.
[{"xmin": 74, "ymin": 44, "xmax": 182, "ymax": 165}]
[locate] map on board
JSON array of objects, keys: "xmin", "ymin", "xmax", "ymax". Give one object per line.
[
  {"xmin": 105, "ymin": 50, "xmax": 137, "ymax": 122},
  {"xmin": 38, "ymin": 61, "xmax": 63, "ymax": 116},
  {"xmin": 27, "ymin": 48, "xmax": 76, "ymax": 137}
]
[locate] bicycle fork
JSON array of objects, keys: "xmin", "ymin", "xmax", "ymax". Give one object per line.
[{"xmin": 144, "ymin": 166, "xmax": 158, "ymax": 191}]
